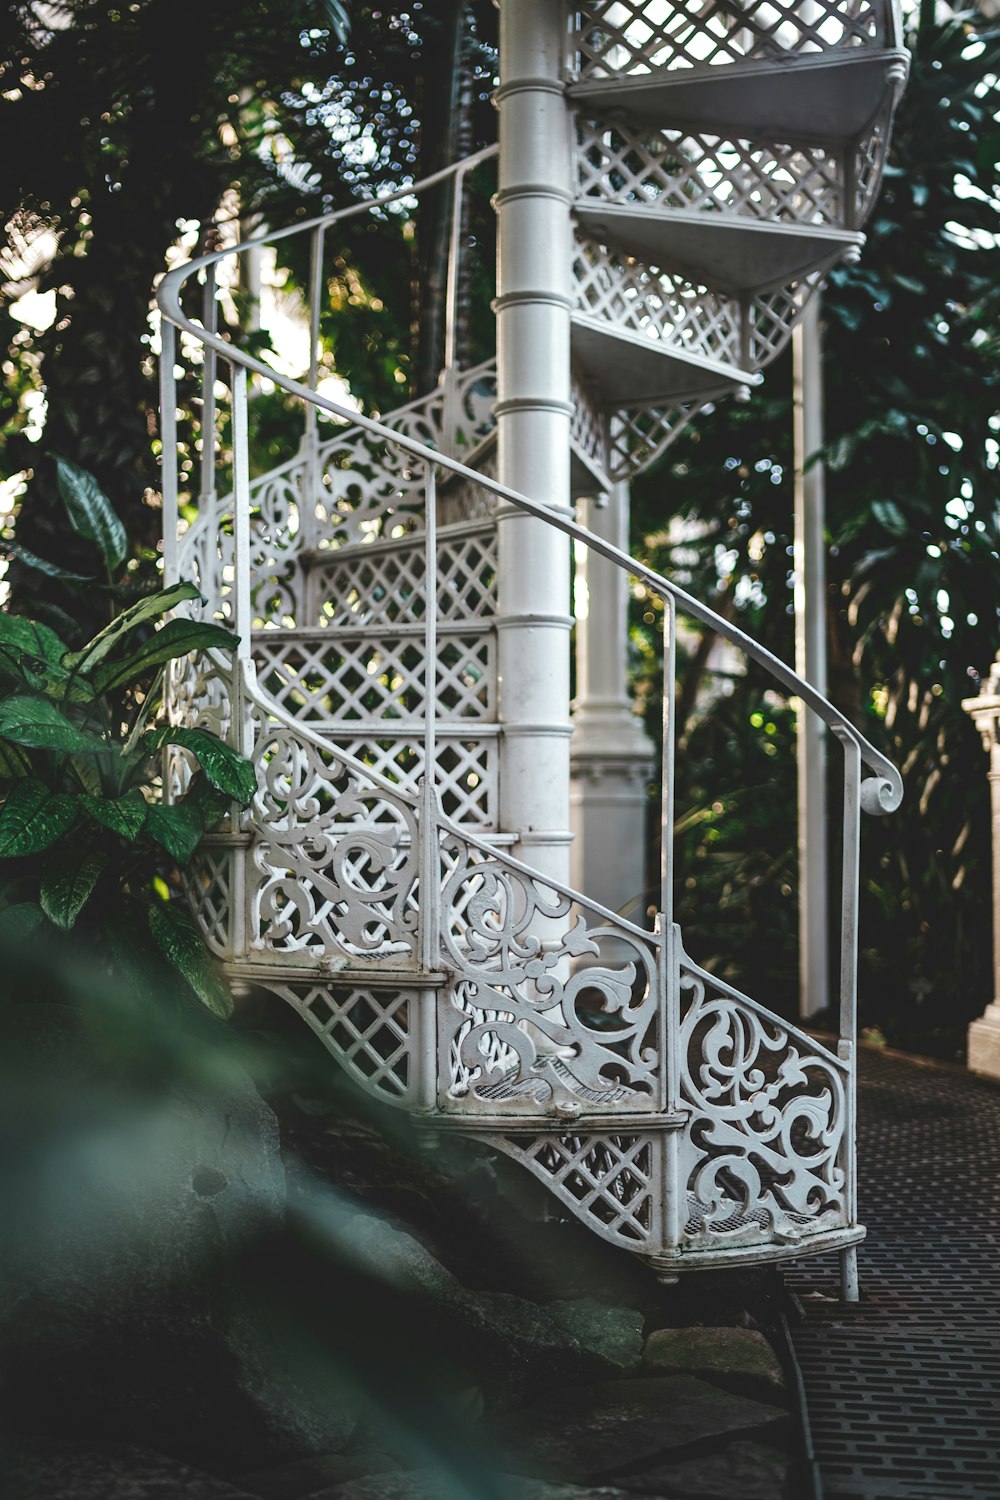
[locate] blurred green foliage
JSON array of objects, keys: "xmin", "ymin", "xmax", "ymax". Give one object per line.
[
  {"xmin": 632, "ymin": 6, "xmax": 1000, "ymax": 1056},
  {"xmin": 0, "ymin": 458, "xmax": 254, "ymax": 1018},
  {"xmin": 1, "ymin": 1, "xmax": 498, "ymax": 592}
]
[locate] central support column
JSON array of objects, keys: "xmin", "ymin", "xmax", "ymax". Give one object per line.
[
  {"xmin": 494, "ymin": 0, "xmax": 574, "ymax": 884},
  {"xmin": 793, "ymin": 293, "xmax": 830, "ymax": 1020}
]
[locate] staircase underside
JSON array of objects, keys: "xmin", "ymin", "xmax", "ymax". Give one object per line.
[
  {"xmin": 570, "ymin": 51, "xmax": 908, "ymax": 143},
  {"xmin": 573, "ymin": 203, "xmax": 864, "ymax": 295}
]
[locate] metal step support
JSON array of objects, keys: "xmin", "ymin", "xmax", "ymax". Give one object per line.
[{"xmin": 157, "ymin": 0, "xmax": 907, "ymax": 1288}]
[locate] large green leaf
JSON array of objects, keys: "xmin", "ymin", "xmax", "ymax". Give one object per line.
[
  {"xmin": 104, "ymin": 906, "xmax": 173, "ymax": 1008},
  {"xmin": 0, "ymin": 740, "xmax": 32, "ymax": 779},
  {"xmin": 145, "ymin": 726, "xmax": 256, "ymax": 803},
  {"xmin": 64, "ymin": 581, "xmax": 203, "ymax": 675},
  {"xmin": 144, "ymin": 776, "xmax": 227, "ymax": 863},
  {"xmin": 147, "ymin": 900, "xmax": 233, "ymax": 1018},
  {"xmin": 40, "ymin": 844, "xmax": 108, "ymax": 929},
  {"xmin": 145, "ymin": 800, "xmax": 209, "ymax": 864},
  {"xmin": 0, "ymin": 779, "xmax": 77, "ymax": 857},
  {"xmin": 4, "ymin": 541, "xmax": 97, "ymax": 586},
  {"xmin": 92, "ymin": 618, "xmax": 241, "ymax": 695},
  {"xmin": 0, "ymin": 614, "xmax": 70, "ymax": 668},
  {"xmin": 53, "ymin": 454, "xmax": 128, "ymax": 573},
  {"xmin": 79, "ymin": 789, "xmax": 148, "ymax": 841},
  {"xmin": 0, "ymin": 697, "xmax": 107, "ymax": 754},
  {"xmin": 0, "ymin": 901, "xmax": 47, "ymax": 944}
]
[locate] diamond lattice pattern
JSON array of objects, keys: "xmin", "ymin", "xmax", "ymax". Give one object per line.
[
  {"xmin": 575, "ymin": 0, "xmax": 887, "ymax": 80},
  {"xmin": 279, "ymin": 984, "xmax": 413, "ymax": 1101},
  {"xmin": 506, "ymin": 1133, "xmax": 654, "ymax": 1245},
  {"xmin": 577, "ymin": 116, "xmax": 846, "ymax": 226},
  {"xmin": 309, "ymin": 525, "xmax": 498, "ymax": 630},
  {"xmin": 254, "ymin": 627, "xmax": 495, "ymax": 724}
]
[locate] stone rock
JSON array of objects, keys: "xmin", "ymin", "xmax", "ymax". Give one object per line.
[
  {"xmin": 547, "ymin": 1299, "xmax": 644, "ymax": 1373},
  {"xmin": 610, "ymin": 1440, "xmax": 791, "ymax": 1499},
  {"xmin": 235, "ymin": 1452, "xmax": 400, "ymax": 1500},
  {"xmin": 490, "ymin": 1376, "xmax": 790, "ymax": 1484},
  {"xmin": 3, "ymin": 1440, "xmax": 261, "ymax": 1500},
  {"xmin": 336, "ymin": 1210, "xmax": 626, "ymax": 1395},
  {"xmin": 0, "ymin": 1005, "xmax": 358, "ymax": 1470},
  {"xmin": 641, "ymin": 1327, "xmax": 787, "ymax": 1403}
]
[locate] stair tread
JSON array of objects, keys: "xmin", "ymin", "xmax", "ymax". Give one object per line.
[
  {"xmin": 571, "ymin": 311, "xmax": 758, "ymax": 406},
  {"xmin": 570, "ymin": 49, "xmax": 908, "ymax": 144},
  {"xmin": 574, "ymin": 201, "xmax": 863, "ymax": 295}
]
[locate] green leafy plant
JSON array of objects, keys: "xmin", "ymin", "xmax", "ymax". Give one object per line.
[{"xmin": 0, "ymin": 461, "xmax": 255, "ymax": 1017}]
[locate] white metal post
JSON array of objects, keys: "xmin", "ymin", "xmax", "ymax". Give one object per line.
[
  {"xmin": 200, "ymin": 266, "xmax": 218, "ymax": 510},
  {"xmin": 159, "ymin": 318, "xmax": 179, "ymax": 587},
  {"xmin": 494, "ymin": 0, "xmax": 574, "ymax": 885},
  {"xmin": 570, "ymin": 481, "xmax": 656, "ymax": 920},
  {"xmin": 963, "ymin": 656, "xmax": 1000, "ymax": 1079},
  {"xmin": 793, "ymin": 293, "xmax": 830, "ymax": 1020}
]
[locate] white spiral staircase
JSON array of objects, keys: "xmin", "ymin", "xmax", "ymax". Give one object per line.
[{"xmin": 158, "ymin": 0, "xmax": 907, "ymax": 1289}]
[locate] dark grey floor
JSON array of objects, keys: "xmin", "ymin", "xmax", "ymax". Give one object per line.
[{"xmin": 788, "ymin": 1048, "xmax": 1000, "ymax": 1500}]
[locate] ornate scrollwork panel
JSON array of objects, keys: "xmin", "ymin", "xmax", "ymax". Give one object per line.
[
  {"xmin": 248, "ymin": 713, "xmax": 420, "ymax": 961},
  {"xmin": 437, "ymin": 833, "xmax": 661, "ymax": 1115},
  {"xmin": 678, "ymin": 955, "xmax": 848, "ymax": 1248},
  {"xmin": 248, "ymin": 462, "xmax": 306, "ymax": 626},
  {"xmin": 163, "ymin": 651, "xmax": 235, "ymax": 801}
]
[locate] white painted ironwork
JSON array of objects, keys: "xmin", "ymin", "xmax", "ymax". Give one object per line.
[
  {"xmin": 573, "ymin": 0, "xmax": 899, "ymax": 79},
  {"xmin": 157, "ymin": 0, "xmax": 905, "ymax": 1286}
]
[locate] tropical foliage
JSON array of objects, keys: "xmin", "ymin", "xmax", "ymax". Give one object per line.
[
  {"xmin": 632, "ymin": 5, "xmax": 1000, "ymax": 1055},
  {"xmin": 0, "ymin": 458, "xmax": 254, "ymax": 1015}
]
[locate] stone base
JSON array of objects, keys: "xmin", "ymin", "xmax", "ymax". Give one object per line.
[{"xmin": 968, "ymin": 1004, "xmax": 1000, "ymax": 1080}]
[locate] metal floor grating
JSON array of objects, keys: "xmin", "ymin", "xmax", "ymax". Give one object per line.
[{"xmin": 788, "ymin": 1048, "xmax": 1000, "ymax": 1500}]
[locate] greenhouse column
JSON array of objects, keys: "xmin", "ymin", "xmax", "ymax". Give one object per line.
[
  {"xmin": 494, "ymin": 0, "xmax": 574, "ymax": 883},
  {"xmin": 963, "ymin": 653, "xmax": 1000, "ymax": 1080},
  {"xmin": 793, "ymin": 293, "xmax": 829, "ymax": 1020},
  {"xmin": 571, "ymin": 482, "xmax": 655, "ymax": 923}
]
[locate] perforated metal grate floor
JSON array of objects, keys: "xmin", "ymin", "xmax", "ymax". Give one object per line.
[{"xmin": 788, "ymin": 1048, "xmax": 1000, "ymax": 1500}]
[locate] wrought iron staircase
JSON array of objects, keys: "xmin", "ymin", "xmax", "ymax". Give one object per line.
[{"xmin": 157, "ymin": 0, "xmax": 906, "ymax": 1290}]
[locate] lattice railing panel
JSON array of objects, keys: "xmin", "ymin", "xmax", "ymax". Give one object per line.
[
  {"xmin": 571, "ymin": 370, "xmax": 608, "ymax": 474},
  {"xmin": 575, "ymin": 0, "xmax": 894, "ymax": 80},
  {"xmin": 574, "ymin": 235, "xmax": 742, "ymax": 365},
  {"xmin": 437, "ymin": 830, "xmax": 661, "ymax": 1115},
  {"xmin": 747, "ymin": 277, "xmax": 814, "ymax": 368},
  {"xmin": 271, "ymin": 982, "xmax": 415, "ymax": 1104},
  {"xmin": 677, "ymin": 952, "xmax": 849, "ymax": 1249},
  {"xmin": 252, "ymin": 626, "xmax": 495, "ymax": 726},
  {"xmin": 576, "ymin": 115, "xmax": 847, "ymax": 225},
  {"xmin": 308, "ymin": 524, "xmax": 498, "ymax": 630},
  {"xmin": 607, "ymin": 399, "xmax": 707, "ymax": 481},
  {"xmin": 184, "ymin": 842, "xmax": 234, "ymax": 959},
  {"xmin": 492, "ymin": 1132, "xmax": 655, "ymax": 1246},
  {"xmin": 853, "ymin": 100, "xmax": 893, "ymax": 227}
]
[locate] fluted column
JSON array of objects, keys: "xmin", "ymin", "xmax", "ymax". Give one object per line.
[{"xmin": 494, "ymin": 0, "xmax": 574, "ymax": 883}]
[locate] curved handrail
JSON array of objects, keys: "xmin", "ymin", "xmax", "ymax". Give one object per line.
[{"xmin": 157, "ymin": 151, "xmax": 901, "ymax": 816}]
